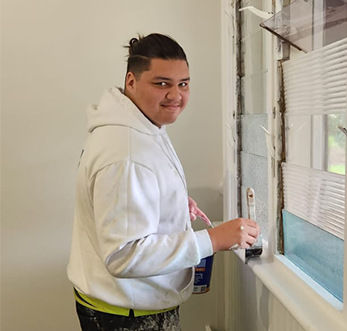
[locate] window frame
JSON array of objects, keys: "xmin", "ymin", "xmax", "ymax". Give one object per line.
[{"xmin": 221, "ymin": 0, "xmax": 347, "ymax": 329}]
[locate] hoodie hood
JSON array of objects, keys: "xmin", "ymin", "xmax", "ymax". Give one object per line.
[{"xmin": 87, "ymin": 87, "xmax": 165, "ymax": 135}]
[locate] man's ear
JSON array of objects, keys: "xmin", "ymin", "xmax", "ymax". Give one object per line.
[{"xmin": 125, "ymin": 72, "xmax": 137, "ymax": 91}]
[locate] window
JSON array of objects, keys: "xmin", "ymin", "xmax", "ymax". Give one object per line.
[
  {"xmin": 274, "ymin": 0, "xmax": 347, "ymax": 302},
  {"xmin": 223, "ymin": 1, "xmax": 347, "ymax": 329},
  {"xmin": 281, "ymin": 36, "xmax": 346, "ymax": 302},
  {"xmin": 237, "ymin": 0, "xmax": 347, "ymax": 301},
  {"xmin": 233, "ymin": 0, "xmax": 347, "ymax": 303}
]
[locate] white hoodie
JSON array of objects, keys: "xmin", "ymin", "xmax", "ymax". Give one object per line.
[{"xmin": 67, "ymin": 87, "xmax": 213, "ymax": 310}]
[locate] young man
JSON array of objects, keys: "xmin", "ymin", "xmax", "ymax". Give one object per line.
[{"xmin": 67, "ymin": 33, "xmax": 260, "ymax": 331}]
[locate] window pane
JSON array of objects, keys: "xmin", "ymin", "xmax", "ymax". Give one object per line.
[
  {"xmin": 241, "ymin": 114, "xmax": 268, "ymax": 239},
  {"xmin": 260, "ymin": 0, "xmax": 347, "ymax": 52},
  {"xmin": 283, "ymin": 209, "xmax": 344, "ymax": 301},
  {"xmin": 285, "ymin": 115, "xmax": 311, "ymax": 168},
  {"xmin": 241, "ymin": 114, "xmax": 268, "ymax": 157},
  {"xmin": 327, "ymin": 113, "xmax": 346, "ymax": 175},
  {"xmin": 241, "ymin": 73, "xmax": 267, "ymax": 115},
  {"xmin": 241, "ymin": 0, "xmax": 268, "ymax": 116},
  {"xmin": 285, "ymin": 113, "xmax": 346, "ymax": 175}
]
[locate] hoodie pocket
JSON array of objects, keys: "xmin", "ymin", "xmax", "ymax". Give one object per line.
[{"xmin": 179, "ymin": 267, "xmax": 194, "ymax": 301}]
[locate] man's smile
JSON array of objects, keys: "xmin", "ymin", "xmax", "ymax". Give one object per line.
[{"xmin": 161, "ymin": 103, "xmax": 181, "ymax": 110}]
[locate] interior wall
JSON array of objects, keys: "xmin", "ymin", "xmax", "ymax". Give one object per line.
[{"xmin": 0, "ymin": 1, "xmax": 223, "ymax": 330}]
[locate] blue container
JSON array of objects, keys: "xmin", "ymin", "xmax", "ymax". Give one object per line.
[{"xmin": 193, "ymin": 254, "xmax": 214, "ymax": 294}]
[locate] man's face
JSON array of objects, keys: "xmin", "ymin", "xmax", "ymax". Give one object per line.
[{"xmin": 125, "ymin": 59, "xmax": 190, "ymax": 127}]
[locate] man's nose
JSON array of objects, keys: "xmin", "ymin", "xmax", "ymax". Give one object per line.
[{"xmin": 166, "ymin": 87, "xmax": 182, "ymax": 101}]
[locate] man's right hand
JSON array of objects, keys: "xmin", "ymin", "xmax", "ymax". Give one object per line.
[{"xmin": 207, "ymin": 218, "xmax": 260, "ymax": 253}]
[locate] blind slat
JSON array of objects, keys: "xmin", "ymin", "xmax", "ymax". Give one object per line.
[
  {"xmin": 283, "ymin": 38, "xmax": 347, "ymax": 117},
  {"xmin": 282, "ymin": 163, "xmax": 345, "ymax": 239}
]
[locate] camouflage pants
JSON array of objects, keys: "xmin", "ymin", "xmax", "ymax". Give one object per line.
[{"xmin": 76, "ymin": 301, "xmax": 181, "ymax": 331}]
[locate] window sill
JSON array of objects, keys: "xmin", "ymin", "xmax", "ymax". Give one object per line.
[{"xmin": 233, "ymin": 244, "xmax": 346, "ymax": 331}]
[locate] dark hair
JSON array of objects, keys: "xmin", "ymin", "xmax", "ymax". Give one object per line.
[{"xmin": 125, "ymin": 33, "xmax": 188, "ymax": 78}]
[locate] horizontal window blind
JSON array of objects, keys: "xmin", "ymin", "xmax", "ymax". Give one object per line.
[
  {"xmin": 283, "ymin": 37, "xmax": 347, "ymax": 117},
  {"xmin": 282, "ymin": 163, "xmax": 345, "ymax": 240},
  {"xmin": 281, "ymin": 36, "xmax": 346, "ymax": 302},
  {"xmin": 282, "ymin": 37, "xmax": 347, "ymax": 241}
]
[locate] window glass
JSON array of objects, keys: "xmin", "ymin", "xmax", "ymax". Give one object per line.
[
  {"xmin": 283, "ymin": 210, "xmax": 344, "ymax": 301},
  {"xmin": 327, "ymin": 113, "xmax": 346, "ymax": 175},
  {"xmin": 260, "ymin": 0, "xmax": 347, "ymax": 52}
]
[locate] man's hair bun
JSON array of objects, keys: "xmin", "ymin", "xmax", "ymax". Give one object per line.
[
  {"xmin": 128, "ymin": 38, "xmax": 139, "ymax": 55},
  {"xmin": 129, "ymin": 38, "xmax": 138, "ymax": 45}
]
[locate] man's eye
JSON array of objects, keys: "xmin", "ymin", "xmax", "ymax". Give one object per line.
[
  {"xmin": 180, "ymin": 82, "xmax": 188, "ymax": 87},
  {"xmin": 155, "ymin": 82, "xmax": 167, "ymax": 86}
]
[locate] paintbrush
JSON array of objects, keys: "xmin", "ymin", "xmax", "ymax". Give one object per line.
[{"xmin": 245, "ymin": 188, "xmax": 263, "ymax": 263}]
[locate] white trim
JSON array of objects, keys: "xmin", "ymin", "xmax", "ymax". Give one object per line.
[
  {"xmin": 221, "ymin": 1, "xmax": 237, "ymax": 330},
  {"xmin": 343, "ymin": 72, "xmax": 347, "ymax": 320},
  {"xmin": 221, "ymin": 0, "xmax": 236, "ymax": 222},
  {"xmin": 247, "ymin": 254, "xmax": 346, "ymax": 331},
  {"xmin": 232, "ymin": 241, "xmax": 347, "ymax": 330},
  {"xmin": 275, "ymin": 255, "xmax": 343, "ymax": 310},
  {"xmin": 232, "ymin": 238, "xmax": 347, "ymax": 330}
]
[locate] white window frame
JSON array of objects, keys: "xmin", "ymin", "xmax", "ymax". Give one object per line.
[{"xmin": 221, "ymin": 0, "xmax": 347, "ymax": 330}]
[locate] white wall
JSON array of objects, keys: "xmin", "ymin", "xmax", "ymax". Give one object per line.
[{"xmin": 1, "ymin": 1, "xmax": 223, "ymax": 330}]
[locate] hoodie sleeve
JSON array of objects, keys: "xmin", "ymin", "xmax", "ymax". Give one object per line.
[{"xmin": 91, "ymin": 160, "xmax": 213, "ymax": 278}]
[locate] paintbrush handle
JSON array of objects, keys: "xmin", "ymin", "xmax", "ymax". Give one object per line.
[
  {"xmin": 246, "ymin": 188, "xmax": 256, "ymax": 220},
  {"xmin": 246, "ymin": 188, "xmax": 262, "ymax": 248}
]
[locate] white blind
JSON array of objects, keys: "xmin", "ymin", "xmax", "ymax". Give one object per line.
[
  {"xmin": 283, "ymin": 37, "xmax": 347, "ymax": 117},
  {"xmin": 282, "ymin": 37, "xmax": 347, "ymax": 240},
  {"xmin": 282, "ymin": 163, "xmax": 345, "ymax": 240}
]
